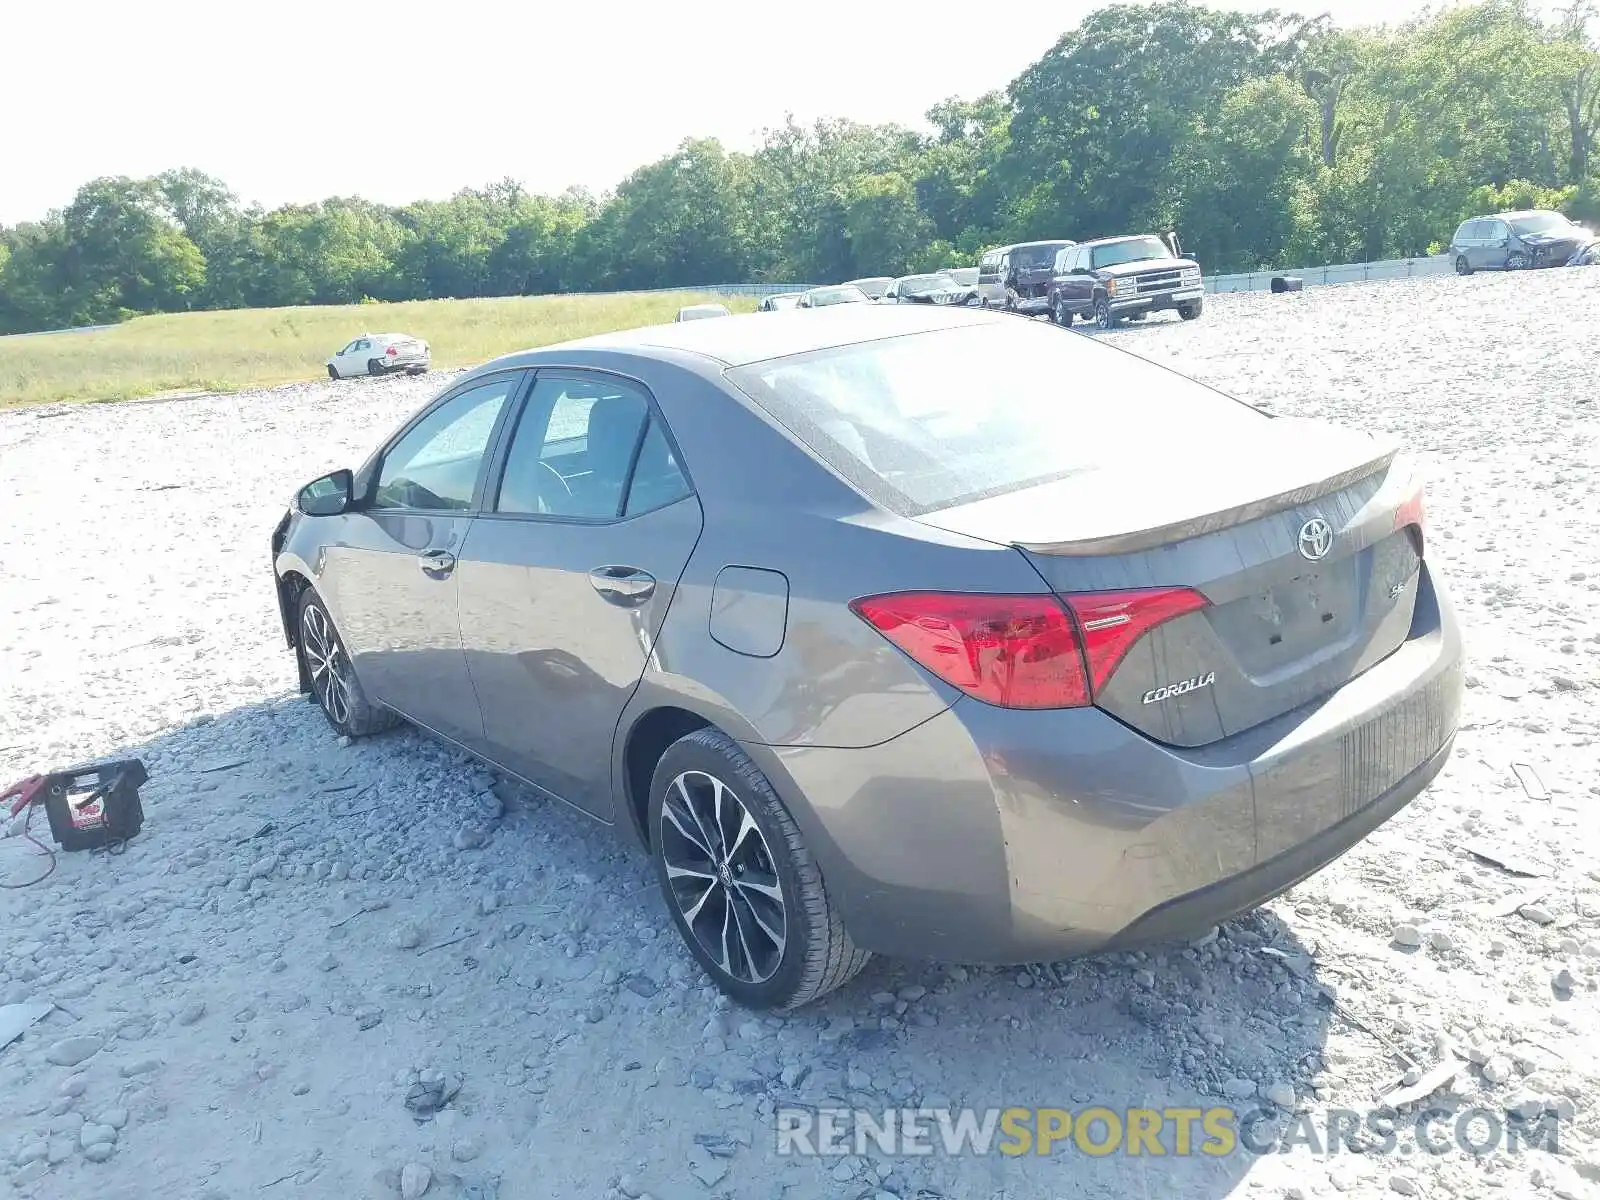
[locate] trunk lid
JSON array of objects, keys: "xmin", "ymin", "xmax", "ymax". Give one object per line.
[{"xmin": 914, "ymin": 417, "xmax": 1426, "ymax": 747}]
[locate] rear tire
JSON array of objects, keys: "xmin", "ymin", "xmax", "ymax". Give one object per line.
[
  {"xmin": 296, "ymin": 589, "xmax": 397, "ymax": 738},
  {"xmin": 649, "ymin": 728, "xmax": 870, "ymax": 1010},
  {"xmin": 1178, "ymin": 299, "xmax": 1203, "ymax": 321},
  {"xmin": 1454, "ymin": 255, "xmax": 1473, "ymax": 276},
  {"xmin": 367, "ymin": 358, "xmax": 386, "ymax": 377},
  {"xmin": 1506, "ymin": 251, "xmax": 1530, "ymax": 270},
  {"xmin": 1093, "ymin": 296, "xmax": 1117, "ymax": 330}
]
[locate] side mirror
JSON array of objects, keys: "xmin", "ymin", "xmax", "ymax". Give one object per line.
[{"xmin": 297, "ymin": 468, "xmax": 354, "ymax": 517}]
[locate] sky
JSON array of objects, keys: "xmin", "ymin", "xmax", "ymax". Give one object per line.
[{"xmin": 0, "ymin": 0, "xmax": 1523, "ymax": 226}]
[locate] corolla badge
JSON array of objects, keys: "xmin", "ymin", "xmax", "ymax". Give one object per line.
[
  {"xmin": 1142, "ymin": 671, "xmax": 1216, "ymax": 705},
  {"xmin": 1297, "ymin": 517, "xmax": 1334, "ymax": 562}
]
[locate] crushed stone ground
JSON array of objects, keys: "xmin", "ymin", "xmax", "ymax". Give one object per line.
[{"xmin": 1, "ymin": 269, "xmax": 1597, "ymax": 1200}]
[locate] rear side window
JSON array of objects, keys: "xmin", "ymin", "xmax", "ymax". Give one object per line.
[{"xmin": 726, "ymin": 320, "xmax": 1266, "ymax": 517}]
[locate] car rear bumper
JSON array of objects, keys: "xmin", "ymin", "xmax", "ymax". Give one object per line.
[{"xmin": 770, "ymin": 562, "xmax": 1462, "ymax": 964}]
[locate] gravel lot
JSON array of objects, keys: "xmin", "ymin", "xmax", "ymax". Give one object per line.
[{"xmin": 1, "ymin": 270, "xmax": 1597, "ymax": 1200}]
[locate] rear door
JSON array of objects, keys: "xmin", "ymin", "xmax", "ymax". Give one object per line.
[
  {"xmin": 455, "ymin": 370, "xmax": 703, "ymax": 818},
  {"xmin": 326, "ymin": 371, "xmax": 525, "ymax": 744},
  {"xmin": 1060, "ymin": 248, "xmax": 1094, "ymax": 312}
]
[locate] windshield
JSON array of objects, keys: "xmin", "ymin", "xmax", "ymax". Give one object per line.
[
  {"xmin": 1090, "ymin": 237, "xmax": 1173, "ymax": 268},
  {"xmin": 898, "ymin": 274, "xmax": 957, "ymax": 296},
  {"xmin": 945, "ymin": 267, "xmax": 979, "ymax": 285},
  {"xmin": 848, "ymin": 277, "xmax": 892, "ymax": 298},
  {"xmin": 1508, "ymin": 211, "xmax": 1576, "ymax": 236},
  {"xmin": 725, "ymin": 319, "xmax": 1263, "ymax": 516},
  {"xmin": 1009, "ymin": 242, "xmax": 1071, "ymax": 270},
  {"xmin": 807, "ymin": 286, "xmax": 869, "ymax": 306}
]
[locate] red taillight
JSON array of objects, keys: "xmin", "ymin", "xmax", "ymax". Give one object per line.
[
  {"xmin": 849, "ymin": 587, "xmax": 1208, "ymax": 710},
  {"xmin": 386, "ymin": 345, "xmax": 398, "ymax": 356},
  {"xmin": 1061, "ymin": 588, "xmax": 1210, "ymax": 695},
  {"xmin": 1394, "ymin": 482, "xmax": 1426, "ymax": 556}
]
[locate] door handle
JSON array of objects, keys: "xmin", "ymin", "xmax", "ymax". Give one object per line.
[
  {"xmin": 589, "ymin": 565, "xmax": 655, "ymax": 605},
  {"xmin": 418, "ymin": 549, "xmax": 456, "ymax": 577}
]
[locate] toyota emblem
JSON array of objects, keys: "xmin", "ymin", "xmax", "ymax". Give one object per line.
[{"xmin": 1297, "ymin": 517, "xmax": 1334, "ymax": 562}]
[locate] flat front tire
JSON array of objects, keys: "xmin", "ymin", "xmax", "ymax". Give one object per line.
[
  {"xmin": 649, "ymin": 728, "xmax": 870, "ymax": 1010},
  {"xmin": 1178, "ymin": 299, "xmax": 1203, "ymax": 321},
  {"xmin": 296, "ymin": 588, "xmax": 397, "ymax": 738}
]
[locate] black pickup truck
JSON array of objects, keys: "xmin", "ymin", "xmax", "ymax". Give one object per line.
[{"xmin": 1046, "ymin": 234, "xmax": 1204, "ymax": 330}]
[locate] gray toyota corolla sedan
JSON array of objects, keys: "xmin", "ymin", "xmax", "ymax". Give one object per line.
[{"xmin": 271, "ymin": 305, "xmax": 1463, "ymax": 1010}]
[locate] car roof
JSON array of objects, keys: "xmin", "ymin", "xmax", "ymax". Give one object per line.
[
  {"xmin": 489, "ymin": 304, "xmax": 999, "ymax": 370},
  {"xmin": 1078, "ymin": 234, "xmax": 1162, "ymax": 247},
  {"xmin": 844, "ymin": 276, "xmax": 893, "ymax": 285},
  {"xmin": 1010, "ymin": 239, "xmax": 1074, "ymax": 250}
]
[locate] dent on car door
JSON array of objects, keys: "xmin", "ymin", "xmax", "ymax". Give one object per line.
[
  {"xmin": 324, "ymin": 371, "xmax": 525, "ymax": 745},
  {"xmin": 455, "ymin": 371, "xmax": 704, "ymax": 818}
]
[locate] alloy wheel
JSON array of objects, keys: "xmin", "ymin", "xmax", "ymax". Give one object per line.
[
  {"xmin": 659, "ymin": 770, "xmax": 787, "ymax": 985},
  {"xmin": 300, "ymin": 603, "xmax": 353, "ymax": 727}
]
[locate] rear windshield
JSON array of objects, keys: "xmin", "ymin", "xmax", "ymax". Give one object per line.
[
  {"xmin": 725, "ymin": 319, "xmax": 1265, "ymax": 516},
  {"xmin": 1010, "ymin": 242, "xmax": 1070, "ymax": 269}
]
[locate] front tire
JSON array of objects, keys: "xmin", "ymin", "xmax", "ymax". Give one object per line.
[
  {"xmin": 1093, "ymin": 295, "xmax": 1118, "ymax": 330},
  {"xmin": 1178, "ymin": 299, "xmax": 1203, "ymax": 321},
  {"xmin": 1455, "ymin": 255, "xmax": 1473, "ymax": 276},
  {"xmin": 296, "ymin": 589, "xmax": 397, "ymax": 738},
  {"xmin": 1506, "ymin": 251, "xmax": 1530, "ymax": 270},
  {"xmin": 649, "ymin": 728, "xmax": 870, "ymax": 1010},
  {"xmin": 327, "ymin": 364, "xmax": 339, "ymax": 380}
]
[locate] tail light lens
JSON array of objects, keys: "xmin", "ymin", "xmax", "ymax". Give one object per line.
[
  {"xmin": 386, "ymin": 345, "xmax": 398, "ymax": 357},
  {"xmin": 849, "ymin": 587, "xmax": 1208, "ymax": 710}
]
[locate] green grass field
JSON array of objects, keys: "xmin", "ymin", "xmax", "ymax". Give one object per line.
[{"xmin": 0, "ymin": 292, "xmax": 760, "ymax": 408}]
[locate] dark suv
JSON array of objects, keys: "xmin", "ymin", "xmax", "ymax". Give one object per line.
[
  {"xmin": 1448, "ymin": 210, "xmax": 1593, "ymax": 274},
  {"xmin": 1047, "ymin": 234, "xmax": 1204, "ymax": 330},
  {"xmin": 1001, "ymin": 240, "xmax": 1076, "ymax": 314}
]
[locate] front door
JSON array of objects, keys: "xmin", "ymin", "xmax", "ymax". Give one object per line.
[
  {"xmin": 325, "ymin": 371, "xmax": 524, "ymax": 745},
  {"xmin": 456, "ymin": 371, "xmax": 703, "ymax": 818}
]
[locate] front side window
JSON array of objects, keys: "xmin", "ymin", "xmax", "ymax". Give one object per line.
[
  {"xmin": 495, "ymin": 375, "xmax": 686, "ymax": 519},
  {"xmin": 373, "ymin": 376, "xmax": 517, "ymax": 510},
  {"xmin": 726, "ymin": 319, "xmax": 1265, "ymax": 517}
]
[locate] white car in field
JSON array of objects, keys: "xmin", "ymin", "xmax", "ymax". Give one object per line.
[{"xmin": 326, "ymin": 333, "xmax": 430, "ymax": 379}]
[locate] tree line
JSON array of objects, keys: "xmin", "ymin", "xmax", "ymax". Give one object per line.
[{"xmin": 3, "ymin": 0, "xmax": 1597, "ymax": 335}]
